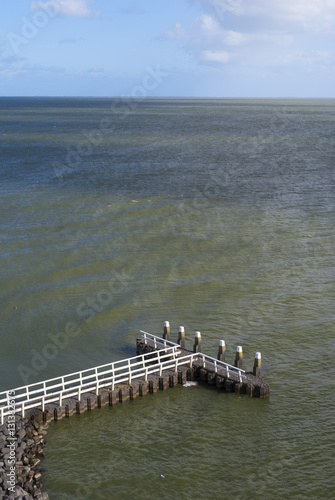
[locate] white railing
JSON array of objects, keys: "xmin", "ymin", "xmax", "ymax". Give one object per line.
[
  {"xmin": 140, "ymin": 330, "xmax": 180, "ymax": 349},
  {"xmin": 139, "ymin": 332, "xmax": 245, "ymax": 382},
  {"xmin": 189, "ymin": 352, "xmax": 245, "ymax": 382},
  {"xmin": 0, "ymin": 344, "xmax": 180, "ymax": 425},
  {"xmin": 0, "ymin": 334, "xmax": 246, "ymax": 425}
]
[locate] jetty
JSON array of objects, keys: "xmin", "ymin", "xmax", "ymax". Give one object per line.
[{"xmin": 0, "ymin": 323, "xmax": 269, "ymax": 499}]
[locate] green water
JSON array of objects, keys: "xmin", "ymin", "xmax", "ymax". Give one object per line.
[{"xmin": 1, "ymin": 98, "xmax": 334, "ymax": 499}]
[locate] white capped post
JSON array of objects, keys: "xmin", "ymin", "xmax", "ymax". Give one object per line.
[
  {"xmin": 193, "ymin": 331, "xmax": 202, "ymax": 353},
  {"xmin": 253, "ymin": 352, "xmax": 261, "ymax": 377},
  {"xmin": 163, "ymin": 321, "xmax": 170, "ymax": 340},
  {"xmin": 218, "ymin": 340, "xmax": 226, "ymax": 362},
  {"xmin": 178, "ymin": 326, "xmax": 185, "ymax": 348},
  {"xmin": 234, "ymin": 345, "xmax": 243, "ymax": 369}
]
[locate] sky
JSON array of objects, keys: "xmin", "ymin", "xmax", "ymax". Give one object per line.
[{"xmin": 0, "ymin": 0, "xmax": 334, "ymax": 97}]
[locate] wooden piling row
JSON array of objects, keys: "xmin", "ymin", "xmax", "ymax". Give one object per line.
[
  {"xmin": 25, "ymin": 369, "xmax": 189, "ymax": 426},
  {"xmin": 136, "ymin": 322, "xmax": 270, "ymax": 399},
  {"xmin": 1, "ymin": 368, "xmax": 186, "ymax": 499}
]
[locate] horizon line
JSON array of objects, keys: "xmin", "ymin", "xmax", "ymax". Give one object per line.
[{"xmin": 1, "ymin": 95, "xmax": 335, "ymax": 100}]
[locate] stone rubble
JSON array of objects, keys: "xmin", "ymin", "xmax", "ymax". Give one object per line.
[{"xmin": 0, "ymin": 416, "xmax": 49, "ymax": 500}]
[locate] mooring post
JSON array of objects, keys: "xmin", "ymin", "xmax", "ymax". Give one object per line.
[
  {"xmin": 253, "ymin": 352, "xmax": 261, "ymax": 377},
  {"xmin": 178, "ymin": 326, "xmax": 185, "ymax": 348},
  {"xmin": 163, "ymin": 321, "xmax": 170, "ymax": 340},
  {"xmin": 234, "ymin": 346, "xmax": 243, "ymax": 369},
  {"xmin": 218, "ymin": 340, "xmax": 226, "ymax": 362},
  {"xmin": 193, "ymin": 331, "xmax": 202, "ymax": 352}
]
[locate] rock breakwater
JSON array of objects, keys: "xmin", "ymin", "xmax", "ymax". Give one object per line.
[{"xmin": 0, "ymin": 416, "xmax": 49, "ymax": 500}]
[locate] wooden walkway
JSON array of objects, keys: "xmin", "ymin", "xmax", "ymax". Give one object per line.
[
  {"xmin": 0, "ymin": 325, "xmax": 270, "ymax": 499},
  {"xmin": 0, "ymin": 327, "xmax": 269, "ymax": 426},
  {"xmin": 137, "ymin": 330, "xmax": 270, "ymax": 398}
]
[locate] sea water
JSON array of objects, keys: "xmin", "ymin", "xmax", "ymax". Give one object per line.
[{"xmin": 1, "ymin": 98, "xmax": 334, "ymax": 499}]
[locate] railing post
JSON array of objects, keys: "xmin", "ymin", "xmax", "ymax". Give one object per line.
[
  {"xmin": 78, "ymin": 387, "xmax": 81, "ymax": 402},
  {"xmin": 128, "ymin": 359, "xmax": 132, "ymax": 385},
  {"xmin": 22, "ymin": 402, "xmax": 25, "ymax": 418},
  {"xmin": 42, "ymin": 398, "xmax": 45, "ymax": 412},
  {"xmin": 1, "ymin": 407, "xmax": 3, "ymax": 426},
  {"xmin": 59, "ymin": 392, "xmax": 63, "ymax": 406}
]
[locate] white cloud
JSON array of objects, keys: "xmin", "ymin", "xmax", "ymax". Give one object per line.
[
  {"xmin": 81, "ymin": 66, "xmax": 105, "ymax": 76},
  {"xmin": 165, "ymin": 0, "xmax": 335, "ymax": 75},
  {"xmin": 0, "ymin": 54, "xmax": 68, "ymax": 77},
  {"xmin": 30, "ymin": 0, "xmax": 100, "ymax": 18},
  {"xmin": 201, "ymin": 49, "xmax": 229, "ymax": 63},
  {"xmin": 192, "ymin": 0, "xmax": 244, "ymax": 19},
  {"xmin": 199, "ymin": 0, "xmax": 335, "ymax": 32},
  {"xmin": 224, "ymin": 30, "xmax": 246, "ymax": 46},
  {"xmin": 163, "ymin": 13, "xmax": 247, "ymax": 66},
  {"xmin": 164, "ymin": 14, "xmax": 246, "ymax": 50},
  {"xmin": 0, "ymin": 54, "xmax": 28, "ymax": 76},
  {"xmin": 165, "ymin": 22, "xmax": 188, "ymax": 40},
  {"xmin": 280, "ymin": 50, "xmax": 335, "ymax": 72}
]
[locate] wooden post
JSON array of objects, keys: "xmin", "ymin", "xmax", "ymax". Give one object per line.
[
  {"xmin": 177, "ymin": 326, "xmax": 185, "ymax": 348},
  {"xmin": 218, "ymin": 340, "xmax": 226, "ymax": 362},
  {"xmin": 234, "ymin": 346, "xmax": 243, "ymax": 369},
  {"xmin": 253, "ymin": 352, "xmax": 261, "ymax": 377},
  {"xmin": 193, "ymin": 331, "xmax": 202, "ymax": 353},
  {"xmin": 163, "ymin": 321, "xmax": 170, "ymax": 340}
]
